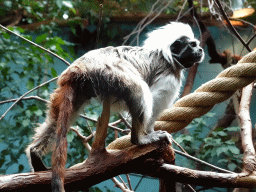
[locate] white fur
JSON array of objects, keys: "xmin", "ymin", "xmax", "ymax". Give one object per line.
[
  {"xmin": 143, "ymin": 22, "xmax": 195, "ymax": 63},
  {"xmin": 150, "ymin": 72, "xmax": 183, "ymax": 120},
  {"xmin": 140, "ymin": 80, "xmax": 153, "ymax": 124}
]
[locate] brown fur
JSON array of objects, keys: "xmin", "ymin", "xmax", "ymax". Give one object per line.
[
  {"xmin": 51, "ymin": 77, "xmax": 74, "ymax": 191},
  {"xmin": 47, "ymin": 69, "xmax": 87, "ymax": 191}
]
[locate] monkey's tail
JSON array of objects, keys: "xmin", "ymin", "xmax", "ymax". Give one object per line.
[{"xmin": 51, "ymin": 81, "xmax": 75, "ymax": 192}]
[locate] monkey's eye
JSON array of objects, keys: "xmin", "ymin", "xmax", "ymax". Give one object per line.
[{"xmin": 190, "ymin": 41, "xmax": 197, "ymax": 47}]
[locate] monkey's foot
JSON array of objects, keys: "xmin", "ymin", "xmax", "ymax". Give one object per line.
[
  {"xmin": 132, "ymin": 130, "xmax": 172, "ymax": 146},
  {"xmin": 30, "ymin": 148, "xmax": 49, "ymax": 172}
]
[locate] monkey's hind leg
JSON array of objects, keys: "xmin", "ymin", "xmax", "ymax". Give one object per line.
[{"xmin": 25, "ymin": 117, "xmax": 56, "ymax": 172}]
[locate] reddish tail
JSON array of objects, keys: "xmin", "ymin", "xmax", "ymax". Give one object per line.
[{"xmin": 51, "ymin": 81, "xmax": 75, "ymax": 192}]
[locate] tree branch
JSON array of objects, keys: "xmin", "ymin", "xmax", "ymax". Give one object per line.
[
  {"xmin": 0, "ymin": 24, "xmax": 70, "ymax": 66},
  {"xmin": 238, "ymin": 83, "xmax": 256, "ymax": 174},
  {"xmin": 0, "ymin": 95, "xmax": 128, "ymax": 133},
  {"xmin": 0, "ymin": 142, "xmax": 172, "ymax": 191},
  {"xmin": 1, "ymin": 151, "xmax": 256, "ymax": 191},
  {"xmin": 0, "ymin": 77, "xmax": 58, "ymax": 121}
]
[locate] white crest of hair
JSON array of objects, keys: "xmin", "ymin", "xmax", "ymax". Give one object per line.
[{"xmin": 142, "ymin": 22, "xmax": 195, "ymax": 63}]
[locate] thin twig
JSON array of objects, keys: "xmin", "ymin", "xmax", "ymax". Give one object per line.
[
  {"xmin": 126, "ymin": 174, "xmax": 133, "ymax": 191},
  {"xmin": 118, "ymin": 175, "xmax": 129, "ymax": 189},
  {"xmin": 172, "ymin": 138, "xmax": 189, "ymax": 154},
  {"xmin": 79, "ymin": 114, "xmax": 129, "ymax": 133},
  {"xmin": 132, "ymin": 0, "xmax": 173, "ymax": 46},
  {"xmin": 109, "ymin": 119, "xmax": 122, "ymax": 126},
  {"xmin": 0, "ymin": 96, "xmax": 48, "ymax": 105},
  {"xmin": 214, "ymin": 0, "xmax": 251, "ymax": 52},
  {"xmin": 188, "ymin": 185, "xmax": 197, "ymax": 192},
  {"xmin": 174, "ymin": 149, "xmax": 234, "ymax": 173},
  {"xmin": 119, "ymin": 113, "xmax": 132, "ymax": 128},
  {"xmin": 111, "ymin": 177, "xmax": 133, "ymax": 192},
  {"xmin": 122, "ymin": 0, "xmax": 173, "ymax": 46},
  {"xmin": 122, "ymin": 0, "xmax": 162, "ymax": 45},
  {"xmin": 176, "ymin": 7, "xmax": 194, "ymax": 21},
  {"xmin": 247, "ymin": 33, "xmax": 256, "ymax": 46},
  {"xmin": 70, "ymin": 127, "xmax": 93, "ymax": 152},
  {"xmin": 176, "ymin": 0, "xmax": 188, "ymax": 21},
  {"xmin": 0, "ymin": 77, "xmax": 58, "ymax": 121},
  {"xmin": 0, "ymin": 23, "xmax": 72, "ymax": 121},
  {"xmin": 0, "ymin": 95, "xmax": 130, "ymax": 133},
  {"xmin": 0, "ymin": 24, "xmax": 70, "ymax": 66}
]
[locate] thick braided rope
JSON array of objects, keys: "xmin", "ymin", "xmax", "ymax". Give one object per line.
[{"xmin": 107, "ymin": 51, "xmax": 256, "ymax": 150}]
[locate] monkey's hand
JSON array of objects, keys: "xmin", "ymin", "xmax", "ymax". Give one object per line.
[
  {"xmin": 133, "ymin": 130, "xmax": 172, "ymax": 146},
  {"xmin": 147, "ymin": 130, "xmax": 172, "ymax": 145}
]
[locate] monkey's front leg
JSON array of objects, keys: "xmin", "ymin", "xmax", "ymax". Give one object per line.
[
  {"xmin": 130, "ymin": 104, "xmax": 173, "ymax": 145},
  {"xmin": 130, "ymin": 86, "xmax": 173, "ymax": 146}
]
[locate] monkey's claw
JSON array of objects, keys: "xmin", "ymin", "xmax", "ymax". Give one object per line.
[
  {"xmin": 153, "ymin": 130, "xmax": 173, "ymax": 144},
  {"xmin": 132, "ymin": 130, "xmax": 172, "ymax": 146}
]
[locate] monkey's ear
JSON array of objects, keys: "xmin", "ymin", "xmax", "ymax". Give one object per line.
[{"xmin": 30, "ymin": 150, "xmax": 49, "ymax": 172}]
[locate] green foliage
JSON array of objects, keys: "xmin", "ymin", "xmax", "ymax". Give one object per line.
[
  {"xmin": 0, "ymin": 24, "xmax": 76, "ymax": 174},
  {"xmin": 0, "ymin": 23, "xmax": 120, "ymax": 192},
  {"xmin": 0, "ymin": 3, "xmax": 129, "ymax": 192},
  {"xmin": 0, "ymin": 0, "xmax": 240, "ymax": 191},
  {"xmin": 174, "ymin": 113, "xmax": 242, "ymax": 172}
]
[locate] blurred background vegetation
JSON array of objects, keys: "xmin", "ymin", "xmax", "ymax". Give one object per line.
[{"xmin": 1, "ymin": 0, "xmax": 256, "ymax": 191}]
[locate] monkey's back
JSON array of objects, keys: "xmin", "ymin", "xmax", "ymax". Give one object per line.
[{"xmin": 51, "ymin": 46, "xmax": 155, "ymax": 115}]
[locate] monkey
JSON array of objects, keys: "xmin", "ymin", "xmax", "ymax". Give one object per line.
[{"xmin": 25, "ymin": 22, "xmax": 204, "ymax": 192}]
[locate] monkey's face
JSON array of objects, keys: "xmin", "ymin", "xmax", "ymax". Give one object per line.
[{"xmin": 170, "ymin": 36, "xmax": 204, "ymax": 68}]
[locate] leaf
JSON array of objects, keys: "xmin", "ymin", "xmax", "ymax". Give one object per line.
[
  {"xmin": 67, "ymin": 131, "xmax": 75, "ymax": 142},
  {"xmin": 24, "ymin": 6, "xmax": 32, "ymax": 13},
  {"xmin": 25, "ymin": 110, "xmax": 32, "ymax": 117},
  {"xmin": 226, "ymin": 127, "xmax": 240, "ymax": 132},
  {"xmin": 28, "ymin": 105, "xmax": 39, "ymax": 112},
  {"xmin": 216, "ymin": 146, "xmax": 228, "ymax": 156},
  {"xmin": 18, "ymin": 164, "xmax": 24, "ymax": 172},
  {"xmin": 26, "ymin": 79, "xmax": 34, "ymax": 90},
  {"xmin": 35, "ymin": 33, "xmax": 48, "ymax": 44},
  {"xmin": 0, "ymin": 159, "xmax": 5, "ymax": 167},
  {"xmin": 55, "ymin": 37, "xmax": 65, "ymax": 45},
  {"xmin": 3, "ymin": 1, "xmax": 12, "ymax": 8},
  {"xmin": 36, "ymin": 12, "xmax": 43, "ymax": 18},
  {"xmin": 228, "ymin": 163, "xmax": 237, "ymax": 171},
  {"xmin": 3, "ymin": 32, "xmax": 10, "ymax": 39},
  {"xmin": 216, "ymin": 131, "xmax": 227, "ymax": 137},
  {"xmin": 34, "ymin": 109, "xmax": 43, "ymax": 116},
  {"xmin": 70, "ymin": 8, "xmax": 76, "ymax": 15},
  {"xmin": 228, "ymin": 146, "xmax": 240, "ymax": 155},
  {"xmin": 217, "ymin": 159, "xmax": 228, "ymax": 164},
  {"xmin": 51, "ymin": 68, "xmax": 58, "ymax": 77},
  {"xmin": 63, "ymin": 1, "xmax": 73, "ymax": 8},
  {"xmin": 22, "ymin": 119, "xmax": 30, "ymax": 127},
  {"xmin": 56, "ymin": 0, "xmax": 62, "ymax": 8},
  {"xmin": 49, "ymin": 45, "xmax": 57, "ymax": 51},
  {"xmin": 205, "ymin": 112, "xmax": 215, "ymax": 118}
]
